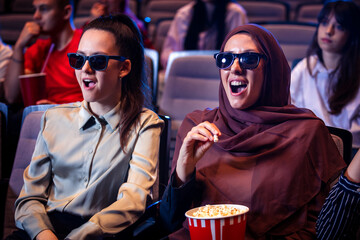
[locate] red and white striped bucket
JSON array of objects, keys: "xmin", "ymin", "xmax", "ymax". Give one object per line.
[{"xmin": 185, "ymin": 204, "xmax": 249, "ymax": 240}]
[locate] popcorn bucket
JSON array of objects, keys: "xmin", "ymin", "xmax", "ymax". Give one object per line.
[
  {"xmin": 185, "ymin": 204, "xmax": 249, "ymax": 240},
  {"xmin": 19, "ymin": 73, "xmax": 47, "ymax": 107}
]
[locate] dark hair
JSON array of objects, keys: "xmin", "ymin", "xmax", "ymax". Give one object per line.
[
  {"xmin": 107, "ymin": 0, "xmax": 128, "ymax": 14},
  {"xmin": 117, "ymin": 0, "xmax": 127, "ymax": 13},
  {"xmin": 56, "ymin": 0, "xmax": 75, "ymax": 21},
  {"xmin": 306, "ymin": 0, "xmax": 360, "ymax": 115},
  {"xmin": 184, "ymin": 0, "xmax": 233, "ymax": 50},
  {"xmin": 83, "ymin": 14, "xmax": 151, "ymax": 151},
  {"xmin": 57, "ymin": 0, "xmax": 73, "ymax": 9}
]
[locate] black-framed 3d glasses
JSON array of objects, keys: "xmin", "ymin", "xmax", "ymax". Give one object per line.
[
  {"xmin": 214, "ymin": 52, "xmax": 267, "ymax": 70},
  {"xmin": 67, "ymin": 53, "xmax": 127, "ymax": 71}
]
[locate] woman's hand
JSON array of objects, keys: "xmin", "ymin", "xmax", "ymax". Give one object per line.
[
  {"xmin": 345, "ymin": 149, "xmax": 360, "ymax": 183},
  {"xmin": 36, "ymin": 230, "xmax": 58, "ymax": 240},
  {"xmin": 176, "ymin": 121, "xmax": 221, "ymax": 185},
  {"xmin": 90, "ymin": 2, "xmax": 107, "ymax": 18}
]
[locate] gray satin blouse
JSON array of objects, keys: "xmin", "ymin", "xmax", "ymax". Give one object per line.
[{"xmin": 14, "ymin": 101, "xmax": 164, "ymax": 239}]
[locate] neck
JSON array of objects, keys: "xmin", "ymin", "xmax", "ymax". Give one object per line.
[
  {"xmin": 50, "ymin": 23, "xmax": 75, "ymax": 51},
  {"xmin": 88, "ymin": 101, "xmax": 119, "ymax": 117},
  {"xmin": 322, "ymin": 51, "xmax": 341, "ymax": 70}
]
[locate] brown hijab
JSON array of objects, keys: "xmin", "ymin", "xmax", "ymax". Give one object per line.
[
  {"xmin": 215, "ymin": 24, "xmax": 319, "ymax": 153},
  {"xmin": 171, "ymin": 24, "xmax": 346, "ymax": 239}
]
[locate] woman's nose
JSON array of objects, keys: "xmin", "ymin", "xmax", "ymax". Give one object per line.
[
  {"xmin": 33, "ymin": 9, "xmax": 41, "ymax": 20},
  {"xmin": 82, "ymin": 60, "xmax": 94, "ymax": 73},
  {"xmin": 230, "ymin": 58, "xmax": 245, "ymax": 75},
  {"xmin": 326, "ymin": 24, "xmax": 335, "ymax": 36}
]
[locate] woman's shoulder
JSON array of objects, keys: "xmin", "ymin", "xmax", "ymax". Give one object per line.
[
  {"xmin": 292, "ymin": 57, "xmax": 308, "ymax": 73},
  {"xmin": 39, "ymin": 102, "xmax": 82, "ymax": 129},
  {"xmin": 227, "ymin": 2, "xmax": 247, "ymax": 15},
  {"xmin": 0, "ymin": 42, "xmax": 12, "ymax": 58},
  {"xmin": 139, "ymin": 108, "xmax": 165, "ymax": 126},
  {"xmin": 41, "ymin": 102, "xmax": 81, "ymax": 122},
  {"xmin": 293, "ymin": 55, "xmax": 323, "ymax": 74},
  {"xmin": 43, "ymin": 102, "xmax": 82, "ymax": 117},
  {"xmin": 226, "ymin": 2, "xmax": 248, "ymax": 25},
  {"xmin": 175, "ymin": 2, "xmax": 196, "ymax": 18},
  {"xmin": 291, "ymin": 56, "xmax": 315, "ymax": 83},
  {"xmin": 182, "ymin": 108, "xmax": 218, "ymax": 127}
]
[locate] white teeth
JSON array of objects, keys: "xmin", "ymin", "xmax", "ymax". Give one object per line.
[
  {"xmin": 230, "ymin": 81, "xmax": 247, "ymax": 86},
  {"xmin": 83, "ymin": 79, "xmax": 96, "ymax": 88}
]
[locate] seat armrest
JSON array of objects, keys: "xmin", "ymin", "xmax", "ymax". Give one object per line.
[
  {"xmin": 0, "ymin": 178, "xmax": 9, "ymax": 239},
  {"xmin": 132, "ymin": 200, "xmax": 168, "ymax": 240}
]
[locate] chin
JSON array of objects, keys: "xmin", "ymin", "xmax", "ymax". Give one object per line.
[
  {"xmin": 230, "ymin": 99, "xmax": 255, "ymax": 110},
  {"xmin": 82, "ymin": 94, "xmax": 96, "ymax": 103},
  {"xmin": 229, "ymin": 102, "xmax": 245, "ymax": 109}
]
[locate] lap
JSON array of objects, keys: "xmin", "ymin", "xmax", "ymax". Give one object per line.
[
  {"xmin": 4, "ymin": 211, "xmax": 139, "ymax": 240},
  {"xmin": 4, "ymin": 229, "xmax": 30, "ymax": 240},
  {"xmin": 4, "ymin": 211, "xmax": 88, "ymax": 240}
]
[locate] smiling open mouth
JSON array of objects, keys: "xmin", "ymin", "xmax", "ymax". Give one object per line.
[
  {"xmin": 83, "ymin": 79, "xmax": 96, "ymax": 88},
  {"xmin": 230, "ymin": 81, "xmax": 247, "ymax": 94}
]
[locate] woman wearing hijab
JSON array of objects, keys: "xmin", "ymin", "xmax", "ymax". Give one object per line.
[{"xmin": 159, "ymin": 24, "xmax": 346, "ymax": 239}]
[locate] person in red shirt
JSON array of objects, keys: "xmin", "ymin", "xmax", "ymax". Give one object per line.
[{"xmin": 4, "ymin": 0, "xmax": 83, "ymax": 105}]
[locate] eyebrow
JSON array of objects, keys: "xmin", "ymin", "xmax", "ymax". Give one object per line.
[
  {"xmin": 33, "ymin": 3, "xmax": 52, "ymax": 9},
  {"xmin": 76, "ymin": 51, "xmax": 108, "ymax": 55},
  {"xmin": 224, "ymin": 50, "xmax": 260, "ymax": 53}
]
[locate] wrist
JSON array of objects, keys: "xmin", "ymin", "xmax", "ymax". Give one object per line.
[
  {"xmin": 176, "ymin": 162, "xmax": 195, "ymax": 183},
  {"xmin": 174, "ymin": 168, "xmax": 195, "ymax": 188},
  {"xmin": 174, "ymin": 171, "xmax": 185, "ymax": 187}
]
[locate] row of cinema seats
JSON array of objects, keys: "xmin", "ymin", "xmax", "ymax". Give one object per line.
[
  {"xmin": 141, "ymin": 0, "xmax": 322, "ymax": 53},
  {"xmin": 153, "ymin": 20, "xmax": 317, "ymax": 67},
  {"xmin": 0, "ymin": 0, "xmax": 322, "ymax": 16},
  {"xmin": 3, "ymin": 0, "xmax": 360, "ymax": 46},
  {"xmin": 0, "ymin": 98, "xmax": 354, "ymax": 238},
  {"xmin": 125, "ymin": 1, "xmax": 327, "ymax": 60},
  {"xmin": 0, "ymin": 0, "xmax": 345, "ymax": 173},
  {"xmin": 0, "ymin": 0, "xmax": 357, "ymax": 236}
]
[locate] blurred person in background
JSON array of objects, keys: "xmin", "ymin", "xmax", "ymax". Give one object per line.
[
  {"xmin": 88, "ymin": 0, "xmax": 154, "ymax": 49},
  {"xmin": 4, "ymin": 0, "xmax": 83, "ymax": 106},
  {"xmin": 157, "ymin": 0, "xmax": 248, "ymax": 104},
  {"xmin": 160, "ymin": 0, "xmax": 248, "ymax": 69},
  {"xmin": 0, "ymin": 36, "xmax": 13, "ymax": 101},
  {"xmin": 291, "ymin": 0, "xmax": 360, "ymax": 155}
]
